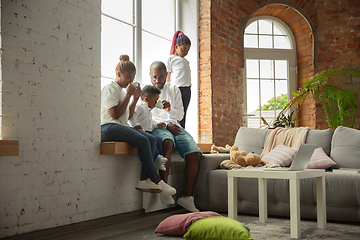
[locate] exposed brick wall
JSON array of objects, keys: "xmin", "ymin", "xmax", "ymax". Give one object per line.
[
  {"xmin": 199, "ymin": 0, "xmax": 212, "ymax": 143},
  {"xmin": 316, "ymin": 0, "xmax": 360, "ymax": 129},
  {"xmin": 198, "ymin": 0, "xmax": 360, "ymax": 145},
  {"xmin": 199, "ymin": 0, "xmax": 244, "ymax": 145}
]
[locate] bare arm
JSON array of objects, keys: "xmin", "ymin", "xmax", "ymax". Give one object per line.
[
  {"xmin": 128, "ymin": 95, "xmax": 140, "ymax": 119},
  {"xmin": 129, "ymin": 85, "xmax": 141, "ymax": 119},
  {"xmin": 108, "ymin": 84, "xmax": 135, "ymax": 119},
  {"xmin": 166, "ymin": 72, "xmax": 171, "ymax": 82}
]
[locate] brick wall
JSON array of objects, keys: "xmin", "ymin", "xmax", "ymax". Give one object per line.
[
  {"xmin": 0, "ymin": 1, "xmax": 144, "ymax": 237},
  {"xmin": 198, "ymin": 0, "xmax": 360, "ymax": 145},
  {"xmin": 199, "ymin": 0, "xmax": 244, "ymax": 145},
  {"xmin": 316, "ymin": 0, "xmax": 360, "ymax": 129},
  {"xmin": 199, "ymin": 0, "xmax": 212, "ymax": 143}
]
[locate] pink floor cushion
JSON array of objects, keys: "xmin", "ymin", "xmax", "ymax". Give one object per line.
[{"xmin": 155, "ymin": 211, "xmax": 222, "ymax": 236}]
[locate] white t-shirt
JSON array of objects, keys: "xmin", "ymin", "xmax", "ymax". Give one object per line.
[
  {"xmin": 166, "ymin": 55, "xmax": 191, "ymax": 87},
  {"xmin": 101, "ymin": 81, "xmax": 130, "ymax": 126},
  {"xmin": 128, "ymin": 101, "xmax": 157, "ymax": 131},
  {"xmin": 152, "ymin": 83, "xmax": 184, "ymax": 127}
]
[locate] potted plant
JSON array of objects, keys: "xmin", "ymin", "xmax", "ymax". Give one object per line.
[
  {"xmin": 261, "ymin": 111, "xmax": 299, "ymax": 128},
  {"xmin": 276, "ymin": 68, "xmax": 360, "ymax": 129}
]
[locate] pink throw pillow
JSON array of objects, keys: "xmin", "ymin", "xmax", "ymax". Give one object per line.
[
  {"xmin": 307, "ymin": 147, "xmax": 337, "ymax": 169},
  {"xmin": 261, "ymin": 144, "xmax": 298, "ymax": 167},
  {"xmin": 155, "ymin": 211, "xmax": 222, "ymax": 236}
]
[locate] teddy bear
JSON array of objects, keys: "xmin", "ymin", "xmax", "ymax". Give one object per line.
[
  {"xmin": 211, "ymin": 144, "xmax": 232, "ymax": 153},
  {"xmin": 230, "ymin": 145, "xmax": 262, "ymax": 167}
]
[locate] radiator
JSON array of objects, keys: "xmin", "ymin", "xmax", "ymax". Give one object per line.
[{"xmin": 143, "ymin": 160, "xmax": 185, "ymax": 213}]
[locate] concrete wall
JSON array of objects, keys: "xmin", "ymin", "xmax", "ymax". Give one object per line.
[{"xmin": 0, "ymin": 0, "xmax": 145, "ymax": 237}]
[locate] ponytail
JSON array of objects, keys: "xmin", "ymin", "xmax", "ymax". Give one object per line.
[
  {"xmin": 170, "ymin": 31, "xmax": 183, "ymax": 54},
  {"xmin": 115, "ymin": 54, "xmax": 136, "ymax": 75},
  {"xmin": 170, "ymin": 31, "xmax": 191, "ymax": 55}
]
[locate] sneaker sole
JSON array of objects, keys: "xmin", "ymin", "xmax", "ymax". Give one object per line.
[
  {"xmin": 135, "ymin": 187, "xmax": 161, "ymax": 193},
  {"xmin": 161, "ymin": 200, "xmax": 175, "ymax": 205},
  {"xmin": 177, "ymin": 201, "xmax": 199, "ymax": 212},
  {"xmin": 160, "ymin": 189, "xmax": 177, "ymax": 196}
]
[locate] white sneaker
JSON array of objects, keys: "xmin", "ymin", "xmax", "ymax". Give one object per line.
[
  {"xmin": 135, "ymin": 179, "xmax": 162, "ymax": 193},
  {"xmin": 158, "ymin": 180, "xmax": 176, "ymax": 196},
  {"xmin": 177, "ymin": 196, "xmax": 199, "ymax": 212},
  {"xmin": 160, "ymin": 195, "xmax": 175, "ymax": 205},
  {"xmin": 155, "ymin": 155, "xmax": 168, "ymax": 171}
]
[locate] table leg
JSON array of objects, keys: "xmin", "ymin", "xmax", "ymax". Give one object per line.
[
  {"xmin": 316, "ymin": 176, "xmax": 327, "ymax": 229},
  {"xmin": 290, "ymin": 179, "xmax": 300, "ymax": 239},
  {"xmin": 258, "ymin": 177, "xmax": 267, "ymax": 222},
  {"xmin": 228, "ymin": 175, "xmax": 237, "ymax": 220}
]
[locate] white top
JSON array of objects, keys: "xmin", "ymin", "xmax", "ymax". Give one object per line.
[
  {"xmin": 128, "ymin": 101, "xmax": 157, "ymax": 131},
  {"xmin": 152, "ymin": 83, "xmax": 184, "ymax": 127},
  {"xmin": 101, "ymin": 81, "xmax": 130, "ymax": 126},
  {"xmin": 166, "ymin": 55, "xmax": 191, "ymax": 87}
]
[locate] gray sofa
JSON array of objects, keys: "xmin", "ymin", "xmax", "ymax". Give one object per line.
[{"xmin": 193, "ymin": 126, "xmax": 360, "ymax": 222}]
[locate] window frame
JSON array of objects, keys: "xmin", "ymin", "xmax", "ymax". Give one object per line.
[
  {"xmin": 243, "ymin": 16, "xmax": 297, "ymax": 128},
  {"xmin": 100, "ymin": 0, "xmax": 176, "ymax": 86},
  {"xmin": 100, "ymin": 0, "xmax": 199, "ymax": 141}
]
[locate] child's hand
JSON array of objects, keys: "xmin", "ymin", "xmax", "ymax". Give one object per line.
[
  {"xmin": 125, "ymin": 83, "xmax": 136, "ymax": 96},
  {"xmin": 162, "ymin": 100, "xmax": 171, "ymax": 112},
  {"xmin": 134, "ymin": 125, "xmax": 143, "ymax": 130},
  {"xmin": 157, "ymin": 122, "xmax": 166, "ymax": 128}
]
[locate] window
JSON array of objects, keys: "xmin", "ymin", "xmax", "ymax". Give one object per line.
[
  {"xmin": 244, "ymin": 17, "xmax": 296, "ymax": 128},
  {"xmin": 101, "ymin": 0, "xmax": 135, "ymax": 89},
  {"xmin": 101, "ymin": 0, "xmax": 175, "ymax": 89},
  {"xmin": 244, "ymin": 19, "xmax": 292, "ymax": 49},
  {"xmin": 101, "ymin": 0, "xmax": 199, "ymax": 140}
]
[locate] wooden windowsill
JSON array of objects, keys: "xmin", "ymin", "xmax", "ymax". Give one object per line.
[
  {"xmin": 100, "ymin": 142, "xmax": 212, "ymax": 155},
  {"xmin": 0, "ymin": 140, "xmax": 19, "ymax": 156}
]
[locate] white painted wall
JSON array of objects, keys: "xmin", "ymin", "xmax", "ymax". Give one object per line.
[
  {"xmin": 179, "ymin": 0, "xmax": 199, "ymax": 142},
  {"xmin": 0, "ymin": 0, "xmax": 153, "ymax": 237}
]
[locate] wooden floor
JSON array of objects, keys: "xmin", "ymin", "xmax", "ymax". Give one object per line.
[{"xmin": 6, "ymin": 207, "xmax": 360, "ymax": 240}]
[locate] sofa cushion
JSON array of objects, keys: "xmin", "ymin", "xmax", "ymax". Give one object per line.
[
  {"xmin": 330, "ymin": 126, "xmax": 360, "ymax": 168},
  {"xmin": 305, "ymin": 128, "xmax": 333, "ymax": 156},
  {"xmin": 234, "ymin": 127, "xmax": 271, "ymax": 155},
  {"xmin": 261, "ymin": 144, "xmax": 298, "ymax": 167},
  {"xmin": 307, "ymin": 147, "xmax": 337, "ymax": 169}
]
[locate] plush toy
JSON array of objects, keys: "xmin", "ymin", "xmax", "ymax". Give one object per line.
[
  {"xmin": 230, "ymin": 145, "xmax": 247, "ymax": 166},
  {"xmin": 211, "ymin": 144, "xmax": 231, "ymax": 153},
  {"xmin": 244, "ymin": 152, "xmax": 262, "ymax": 166},
  {"xmin": 230, "ymin": 145, "xmax": 262, "ymax": 167}
]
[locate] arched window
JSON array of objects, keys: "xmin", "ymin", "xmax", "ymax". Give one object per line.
[{"xmin": 244, "ymin": 16, "xmax": 297, "ymax": 128}]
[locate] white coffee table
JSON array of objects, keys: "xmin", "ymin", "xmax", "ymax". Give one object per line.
[{"xmin": 227, "ymin": 169, "xmax": 326, "ymax": 239}]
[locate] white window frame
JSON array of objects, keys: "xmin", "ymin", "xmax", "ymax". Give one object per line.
[
  {"xmin": 100, "ymin": 0, "xmax": 199, "ymax": 140},
  {"xmin": 243, "ymin": 16, "xmax": 297, "ymax": 128}
]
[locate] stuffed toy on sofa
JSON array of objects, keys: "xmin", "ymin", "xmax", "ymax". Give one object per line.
[
  {"xmin": 230, "ymin": 145, "xmax": 262, "ymax": 167},
  {"xmin": 211, "ymin": 144, "xmax": 231, "ymax": 153}
]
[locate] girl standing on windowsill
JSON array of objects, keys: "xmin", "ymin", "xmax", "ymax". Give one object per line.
[
  {"xmin": 166, "ymin": 31, "xmax": 192, "ymax": 129},
  {"xmin": 100, "ymin": 54, "xmax": 176, "ymax": 196}
]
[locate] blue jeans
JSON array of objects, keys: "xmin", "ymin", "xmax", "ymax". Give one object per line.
[
  {"xmin": 146, "ymin": 131, "xmax": 163, "ymax": 157},
  {"xmin": 101, "ymin": 123, "xmax": 160, "ymax": 182}
]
